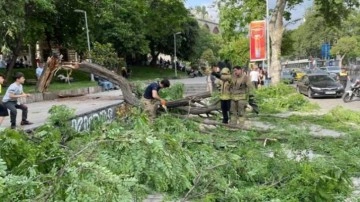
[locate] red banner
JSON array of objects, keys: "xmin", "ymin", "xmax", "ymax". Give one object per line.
[{"xmin": 249, "ymin": 21, "xmax": 266, "ymax": 61}]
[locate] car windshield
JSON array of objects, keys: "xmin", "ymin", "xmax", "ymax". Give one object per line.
[
  {"xmin": 309, "ymin": 75, "xmax": 334, "ymax": 83},
  {"xmin": 282, "ymin": 72, "xmax": 291, "ymax": 76},
  {"xmin": 327, "ymin": 66, "xmax": 340, "ymax": 71}
]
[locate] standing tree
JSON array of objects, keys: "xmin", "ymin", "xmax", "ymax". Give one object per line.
[
  {"xmin": 218, "ymin": 0, "xmax": 359, "ymax": 84},
  {"xmin": 194, "ymin": 6, "xmax": 209, "ymax": 19},
  {"xmin": 330, "ymin": 36, "xmax": 360, "ymax": 68},
  {"xmin": 143, "ymin": 0, "xmax": 190, "ymax": 66},
  {"xmin": 219, "ymin": 36, "xmax": 249, "ymax": 67}
]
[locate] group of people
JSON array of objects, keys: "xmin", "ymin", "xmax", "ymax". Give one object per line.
[
  {"xmin": 0, "ymin": 72, "xmax": 33, "ymax": 130},
  {"xmin": 249, "ymin": 66, "xmax": 268, "ymax": 89},
  {"xmin": 140, "ymin": 64, "xmax": 262, "ymax": 125},
  {"xmin": 206, "ymin": 65, "xmax": 256, "ymax": 125}
]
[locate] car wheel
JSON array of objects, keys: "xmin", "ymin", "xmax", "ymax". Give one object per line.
[
  {"xmin": 307, "ymin": 89, "xmax": 313, "ymax": 98},
  {"xmin": 343, "ymin": 92, "xmax": 354, "ymax": 103}
]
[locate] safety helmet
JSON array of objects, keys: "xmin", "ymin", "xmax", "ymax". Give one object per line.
[{"xmin": 221, "ymin": 67, "xmax": 230, "ymax": 75}]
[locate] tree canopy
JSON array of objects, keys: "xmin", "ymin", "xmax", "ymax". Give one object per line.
[
  {"xmin": 218, "ymin": 0, "xmax": 359, "ymax": 83},
  {"xmin": 0, "ymin": 0, "xmax": 208, "ymax": 73}
]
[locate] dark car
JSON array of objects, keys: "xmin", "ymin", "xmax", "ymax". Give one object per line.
[
  {"xmin": 306, "ymin": 68, "xmax": 337, "ymax": 80},
  {"xmin": 296, "ymin": 73, "xmax": 344, "ymax": 98}
]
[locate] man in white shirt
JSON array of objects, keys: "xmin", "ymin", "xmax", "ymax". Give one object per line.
[
  {"xmin": 36, "ymin": 63, "xmax": 43, "ymax": 80},
  {"xmin": 3, "ymin": 72, "xmax": 32, "ymax": 129},
  {"xmin": 249, "ymin": 65, "xmax": 260, "ymax": 89}
]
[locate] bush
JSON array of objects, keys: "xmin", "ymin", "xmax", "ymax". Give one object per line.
[{"xmin": 255, "ymin": 84, "xmax": 319, "ymax": 113}]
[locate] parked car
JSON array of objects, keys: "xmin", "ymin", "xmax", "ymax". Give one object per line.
[
  {"xmin": 281, "ymin": 71, "xmax": 294, "ymax": 84},
  {"xmin": 306, "ymin": 68, "xmax": 337, "ymax": 80},
  {"xmin": 290, "ymin": 68, "xmax": 306, "ymax": 81},
  {"xmin": 320, "ymin": 66, "xmax": 341, "ymax": 76},
  {"xmin": 296, "ymin": 73, "xmax": 344, "ymax": 98}
]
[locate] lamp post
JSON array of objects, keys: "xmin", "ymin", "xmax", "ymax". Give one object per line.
[
  {"xmin": 74, "ymin": 9, "xmax": 94, "ymax": 81},
  {"xmin": 173, "ymin": 32, "xmax": 181, "ymax": 78}
]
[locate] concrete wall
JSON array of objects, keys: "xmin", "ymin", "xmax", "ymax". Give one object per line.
[
  {"xmin": 0, "ymin": 86, "xmax": 103, "ymax": 104},
  {"xmin": 70, "ymin": 103, "xmax": 120, "ymax": 132}
]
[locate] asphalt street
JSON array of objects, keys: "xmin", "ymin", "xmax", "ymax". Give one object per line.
[
  {"xmin": 1, "ymin": 76, "xmax": 359, "ymax": 130},
  {"xmin": 175, "ymin": 76, "xmax": 360, "ymax": 114}
]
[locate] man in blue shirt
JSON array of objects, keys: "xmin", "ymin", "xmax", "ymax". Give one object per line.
[{"xmin": 142, "ymin": 79, "xmax": 170, "ymax": 122}]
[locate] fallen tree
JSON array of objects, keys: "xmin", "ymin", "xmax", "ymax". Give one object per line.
[
  {"xmin": 78, "ymin": 62, "xmax": 140, "ymax": 106},
  {"xmin": 78, "ymin": 62, "xmax": 218, "ymax": 115},
  {"xmin": 37, "ymin": 59, "xmax": 217, "ymax": 115}
]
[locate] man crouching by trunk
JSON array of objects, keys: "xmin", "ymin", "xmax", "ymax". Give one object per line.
[
  {"xmin": 141, "ymin": 79, "xmax": 170, "ymax": 122},
  {"xmin": 3, "ymin": 72, "xmax": 33, "ymax": 129}
]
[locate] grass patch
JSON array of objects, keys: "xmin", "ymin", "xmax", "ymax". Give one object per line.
[
  {"xmin": 0, "ymin": 67, "xmax": 92, "ymax": 82},
  {"xmin": 129, "ymin": 66, "xmax": 187, "ymax": 81},
  {"xmin": 22, "ymin": 81, "xmax": 98, "ymax": 93},
  {"xmin": 0, "ymin": 68, "xmax": 96, "ymax": 94}
]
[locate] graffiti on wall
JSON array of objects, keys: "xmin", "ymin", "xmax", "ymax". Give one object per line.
[{"xmin": 71, "ymin": 106, "xmax": 117, "ymax": 132}]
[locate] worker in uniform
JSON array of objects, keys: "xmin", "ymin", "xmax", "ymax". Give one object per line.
[
  {"xmin": 338, "ymin": 67, "xmax": 350, "ymax": 89},
  {"xmin": 229, "ymin": 66, "xmax": 254, "ymax": 125},
  {"xmin": 216, "ymin": 67, "xmax": 231, "ymax": 124},
  {"xmin": 142, "ymin": 79, "xmax": 170, "ymax": 122}
]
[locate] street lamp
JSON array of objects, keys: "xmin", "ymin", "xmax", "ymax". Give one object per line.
[
  {"xmin": 173, "ymin": 32, "xmax": 181, "ymax": 78},
  {"xmin": 74, "ymin": 9, "xmax": 94, "ymax": 81}
]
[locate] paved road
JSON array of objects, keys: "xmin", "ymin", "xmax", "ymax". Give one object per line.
[
  {"xmin": 174, "ymin": 76, "xmax": 360, "ymax": 114},
  {"xmin": 308, "ymin": 97, "xmax": 360, "ymax": 113},
  {"xmin": 1, "ymin": 76, "xmax": 359, "ymax": 130},
  {"xmin": 1, "ymin": 90, "xmax": 123, "ymax": 130}
]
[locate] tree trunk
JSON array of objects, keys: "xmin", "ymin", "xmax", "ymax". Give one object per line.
[
  {"xmin": 37, "ymin": 56, "xmax": 59, "ymax": 92},
  {"xmin": 5, "ymin": 37, "xmax": 23, "ymax": 82},
  {"xmin": 149, "ymin": 45, "xmax": 159, "ymax": 66},
  {"xmin": 269, "ymin": 33, "xmax": 283, "ymax": 84},
  {"xmin": 79, "ymin": 62, "xmax": 140, "ymax": 106},
  {"xmin": 339, "ymin": 54, "xmax": 346, "ymax": 68},
  {"xmin": 268, "ymin": 0, "xmax": 286, "ymax": 85},
  {"xmin": 29, "ymin": 43, "xmax": 37, "ymax": 68}
]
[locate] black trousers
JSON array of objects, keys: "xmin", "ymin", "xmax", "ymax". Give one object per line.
[
  {"xmin": 3, "ymin": 101, "xmax": 28, "ymax": 126},
  {"xmin": 340, "ymin": 80, "xmax": 347, "ymax": 89},
  {"xmin": 221, "ymin": 100, "xmax": 231, "ymax": 124},
  {"xmin": 252, "ymin": 81, "xmax": 258, "ymax": 89}
]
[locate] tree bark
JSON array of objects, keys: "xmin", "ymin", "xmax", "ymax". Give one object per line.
[
  {"xmin": 339, "ymin": 54, "xmax": 346, "ymax": 68},
  {"xmin": 29, "ymin": 43, "xmax": 37, "ymax": 68},
  {"xmin": 37, "ymin": 56, "xmax": 59, "ymax": 92},
  {"xmin": 269, "ymin": 0, "xmax": 286, "ymax": 85},
  {"xmin": 79, "ymin": 62, "xmax": 140, "ymax": 106},
  {"xmin": 166, "ymin": 92, "xmax": 211, "ymax": 108},
  {"xmin": 149, "ymin": 43, "xmax": 160, "ymax": 66},
  {"xmin": 5, "ymin": 36, "xmax": 23, "ymax": 82}
]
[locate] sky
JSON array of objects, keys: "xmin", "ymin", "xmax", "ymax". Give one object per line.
[{"xmin": 185, "ymin": 0, "xmax": 313, "ymax": 29}]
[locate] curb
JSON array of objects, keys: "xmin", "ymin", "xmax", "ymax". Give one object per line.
[{"xmin": 0, "ymin": 86, "xmax": 103, "ymax": 104}]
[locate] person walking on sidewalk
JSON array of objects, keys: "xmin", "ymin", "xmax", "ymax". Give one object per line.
[
  {"xmin": 216, "ymin": 68, "xmax": 232, "ymax": 124},
  {"xmin": 141, "ymin": 79, "xmax": 170, "ymax": 122},
  {"xmin": 0, "ymin": 74, "xmax": 9, "ymax": 130},
  {"xmin": 230, "ymin": 66, "xmax": 254, "ymax": 125},
  {"xmin": 2, "ymin": 72, "xmax": 33, "ymax": 129}
]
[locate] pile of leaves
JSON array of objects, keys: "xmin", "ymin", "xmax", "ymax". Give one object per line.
[
  {"xmin": 255, "ymin": 84, "xmax": 319, "ymax": 113},
  {"xmin": 0, "ymin": 104, "xmax": 355, "ymax": 201}
]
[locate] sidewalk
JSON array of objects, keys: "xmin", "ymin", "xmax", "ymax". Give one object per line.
[
  {"xmin": 0, "ymin": 77, "xmax": 207, "ymax": 131},
  {"xmin": 1, "ymin": 90, "xmax": 123, "ymax": 130}
]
